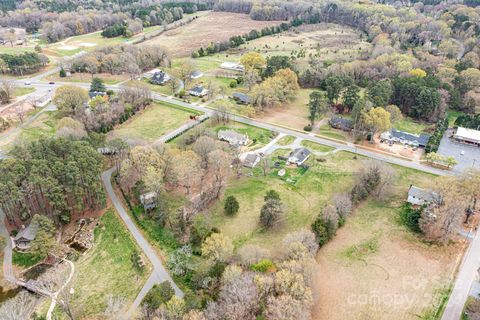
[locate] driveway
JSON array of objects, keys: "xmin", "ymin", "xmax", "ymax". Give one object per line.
[{"xmin": 437, "ymin": 129, "xmax": 480, "ymax": 171}]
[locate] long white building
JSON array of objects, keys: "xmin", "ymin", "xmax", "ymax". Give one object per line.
[{"xmin": 453, "ymin": 127, "xmax": 480, "ymax": 146}]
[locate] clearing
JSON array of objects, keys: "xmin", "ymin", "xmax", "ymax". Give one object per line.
[
  {"xmin": 143, "ymin": 11, "xmax": 282, "ymax": 57},
  {"xmin": 109, "ymin": 101, "xmax": 201, "ymax": 142},
  {"xmin": 46, "ymin": 72, "xmax": 130, "ymax": 85},
  {"xmin": 64, "ymin": 208, "xmax": 151, "ymax": 317}
]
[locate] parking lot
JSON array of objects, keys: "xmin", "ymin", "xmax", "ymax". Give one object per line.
[{"xmin": 438, "ymin": 129, "xmax": 480, "ymax": 171}]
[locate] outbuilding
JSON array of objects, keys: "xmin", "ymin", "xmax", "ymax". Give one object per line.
[{"xmin": 453, "ymin": 127, "xmax": 480, "ymax": 146}]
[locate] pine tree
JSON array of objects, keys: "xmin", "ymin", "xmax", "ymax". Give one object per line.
[{"xmin": 224, "ymin": 195, "xmax": 239, "ymax": 216}]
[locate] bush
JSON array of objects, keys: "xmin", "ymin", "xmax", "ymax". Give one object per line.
[
  {"xmin": 250, "ymin": 259, "xmax": 275, "ymax": 273},
  {"xmin": 400, "ymin": 203, "xmax": 423, "ymax": 233},
  {"xmin": 59, "ymin": 67, "xmax": 66, "ymax": 77},
  {"xmin": 425, "ymin": 118, "xmax": 448, "ymax": 153},
  {"xmin": 229, "ymin": 80, "xmax": 237, "ymax": 88},
  {"xmin": 142, "ymin": 281, "xmax": 175, "ymax": 310},
  {"xmin": 304, "ymin": 124, "xmax": 312, "ymax": 131},
  {"xmin": 224, "ymin": 195, "xmax": 240, "ymax": 216},
  {"xmin": 311, "ymin": 215, "xmax": 337, "ymax": 247}
]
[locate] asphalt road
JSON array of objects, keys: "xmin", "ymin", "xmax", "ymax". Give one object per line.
[{"xmin": 101, "ymin": 168, "xmax": 183, "ymax": 318}]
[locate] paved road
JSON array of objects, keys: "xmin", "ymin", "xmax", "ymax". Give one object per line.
[
  {"xmin": 101, "ymin": 168, "xmax": 183, "ymax": 318},
  {"xmin": 442, "ymin": 227, "xmax": 480, "ymax": 320}
]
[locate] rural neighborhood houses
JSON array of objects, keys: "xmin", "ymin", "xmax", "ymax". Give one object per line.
[
  {"xmin": 14, "ymin": 222, "xmax": 39, "ymax": 250},
  {"xmin": 189, "ymin": 85, "xmax": 208, "ymax": 97},
  {"xmin": 453, "ymin": 127, "xmax": 480, "ymax": 146},
  {"xmin": 190, "ymin": 70, "xmax": 203, "ymax": 79},
  {"xmin": 287, "ymin": 147, "xmax": 311, "ymax": 166},
  {"xmin": 381, "ymin": 129, "xmax": 431, "ymax": 148},
  {"xmin": 218, "ymin": 129, "xmax": 249, "ymax": 146},
  {"xmin": 232, "ymin": 92, "xmax": 252, "ymax": 104},
  {"xmin": 407, "ymin": 185, "xmax": 442, "ymax": 206},
  {"xmin": 149, "ymin": 70, "xmax": 171, "ymax": 85},
  {"xmin": 329, "ymin": 117, "xmax": 353, "ymax": 131},
  {"xmin": 140, "ymin": 191, "xmax": 158, "ymax": 210}
]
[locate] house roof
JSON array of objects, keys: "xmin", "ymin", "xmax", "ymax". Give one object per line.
[
  {"xmin": 89, "ymin": 91, "xmax": 106, "ymax": 98},
  {"xmin": 151, "ymin": 71, "xmax": 168, "ymax": 83},
  {"xmin": 329, "ymin": 117, "xmax": 353, "ymax": 130},
  {"xmin": 232, "ymin": 92, "xmax": 252, "ymax": 104},
  {"xmin": 218, "ymin": 129, "xmax": 248, "ymax": 142},
  {"xmin": 190, "ymin": 86, "xmax": 206, "ymax": 94},
  {"xmin": 14, "ymin": 223, "xmax": 39, "ymax": 241},
  {"xmin": 220, "ymin": 62, "xmax": 244, "ymax": 71},
  {"xmin": 140, "ymin": 191, "xmax": 157, "ymax": 203},
  {"xmin": 289, "ymin": 148, "xmax": 311, "ymax": 163},
  {"xmin": 454, "ymin": 127, "xmax": 480, "ymax": 143},
  {"xmin": 191, "ymin": 70, "xmax": 203, "ymax": 78},
  {"xmin": 408, "ymin": 186, "xmax": 441, "ymax": 204},
  {"xmin": 243, "ymin": 153, "xmax": 260, "ymax": 167},
  {"xmin": 384, "ymin": 129, "xmax": 431, "ymax": 146}
]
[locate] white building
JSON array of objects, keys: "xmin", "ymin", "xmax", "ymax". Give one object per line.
[
  {"xmin": 453, "ymin": 127, "xmax": 480, "ymax": 146},
  {"xmin": 220, "ymin": 62, "xmax": 245, "ymax": 72},
  {"xmin": 287, "ymin": 148, "xmax": 311, "ymax": 166},
  {"xmin": 218, "ymin": 130, "xmax": 249, "ymax": 146},
  {"xmin": 407, "ymin": 185, "xmax": 441, "ymax": 206},
  {"xmin": 189, "ymin": 85, "xmax": 209, "ymax": 97}
]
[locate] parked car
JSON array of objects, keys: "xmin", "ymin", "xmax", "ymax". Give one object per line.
[
  {"xmin": 24, "ymin": 81, "xmax": 31, "ymax": 85},
  {"xmin": 49, "ymin": 81, "xmax": 55, "ymax": 85}
]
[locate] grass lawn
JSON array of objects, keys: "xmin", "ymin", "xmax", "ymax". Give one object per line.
[
  {"xmin": 301, "ymin": 140, "xmax": 335, "ymax": 153},
  {"xmin": 212, "ymin": 121, "xmax": 276, "ymax": 150},
  {"xmin": 69, "ymin": 208, "xmax": 151, "ymax": 317},
  {"xmin": 277, "ymin": 135, "xmax": 296, "ymax": 146},
  {"xmin": 394, "ymin": 117, "xmax": 432, "ymax": 134},
  {"xmin": 110, "ymin": 101, "xmax": 201, "ymax": 142},
  {"xmin": 447, "ymin": 109, "xmax": 467, "ymax": 127},
  {"xmin": 134, "ymin": 78, "xmax": 179, "ymax": 96},
  {"xmin": 19, "ymin": 111, "xmax": 58, "ymax": 142},
  {"xmin": 47, "ymin": 72, "xmax": 129, "ymax": 85},
  {"xmin": 317, "ymin": 125, "xmax": 348, "ymax": 141},
  {"xmin": 0, "ymin": 46, "xmax": 35, "ymax": 55},
  {"xmin": 12, "ymin": 251, "xmax": 43, "ymax": 268},
  {"xmin": 13, "ymin": 87, "xmax": 35, "ymax": 98}
]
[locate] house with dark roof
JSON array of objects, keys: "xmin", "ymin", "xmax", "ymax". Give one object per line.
[
  {"xmin": 218, "ymin": 130, "xmax": 249, "ymax": 146},
  {"xmin": 243, "ymin": 153, "xmax": 260, "ymax": 168},
  {"xmin": 381, "ymin": 129, "xmax": 431, "ymax": 147},
  {"xmin": 407, "ymin": 185, "xmax": 442, "ymax": 206},
  {"xmin": 140, "ymin": 191, "xmax": 158, "ymax": 210},
  {"xmin": 232, "ymin": 92, "xmax": 252, "ymax": 104},
  {"xmin": 190, "ymin": 71, "xmax": 203, "ymax": 79},
  {"xmin": 150, "ymin": 71, "xmax": 171, "ymax": 85},
  {"xmin": 89, "ymin": 91, "xmax": 107, "ymax": 99},
  {"xmin": 329, "ymin": 117, "xmax": 353, "ymax": 131},
  {"xmin": 288, "ymin": 148, "xmax": 311, "ymax": 166},
  {"xmin": 189, "ymin": 85, "xmax": 208, "ymax": 97},
  {"xmin": 14, "ymin": 223, "xmax": 39, "ymax": 250}
]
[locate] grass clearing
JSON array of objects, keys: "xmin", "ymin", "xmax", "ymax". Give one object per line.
[
  {"xmin": 12, "ymin": 251, "xmax": 43, "ymax": 268},
  {"xmin": 47, "ymin": 72, "xmax": 129, "ymax": 85},
  {"xmin": 70, "ymin": 208, "xmax": 150, "ymax": 317},
  {"xmin": 317, "ymin": 125, "xmax": 348, "ymax": 141},
  {"xmin": 301, "ymin": 140, "xmax": 335, "ymax": 153},
  {"xmin": 277, "ymin": 135, "xmax": 296, "ymax": 146},
  {"xmin": 13, "ymin": 87, "xmax": 35, "ymax": 98},
  {"xmin": 19, "ymin": 111, "xmax": 58, "ymax": 142},
  {"xmin": 447, "ymin": 110, "xmax": 466, "ymax": 127},
  {"xmin": 110, "ymin": 101, "xmax": 201, "ymax": 142},
  {"xmin": 394, "ymin": 118, "xmax": 432, "ymax": 135}
]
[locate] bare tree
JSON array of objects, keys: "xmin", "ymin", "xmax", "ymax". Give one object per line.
[
  {"xmin": 259, "ymin": 157, "xmax": 270, "ymax": 176},
  {"xmin": 58, "ymin": 288, "xmax": 84, "ymax": 320},
  {"xmin": 0, "ymin": 79, "xmax": 13, "ymax": 104},
  {"xmin": 104, "ymin": 295, "xmax": 126, "ymax": 319},
  {"xmin": 0, "ymin": 291, "xmax": 38, "ymax": 320}
]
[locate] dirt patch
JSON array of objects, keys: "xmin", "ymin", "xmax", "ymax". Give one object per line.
[
  {"xmin": 143, "ymin": 12, "xmax": 282, "ymax": 57},
  {"xmin": 313, "ymin": 205, "xmax": 460, "ymax": 320},
  {"xmin": 0, "ymin": 99, "xmax": 34, "ymax": 121}
]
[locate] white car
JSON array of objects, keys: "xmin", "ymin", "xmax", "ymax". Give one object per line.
[
  {"xmin": 461, "ymin": 150, "xmax": 465, "ymax": 155},
  {"xmin": 24, "ymin": 81, "xmax": 31, "ymax": 85}
]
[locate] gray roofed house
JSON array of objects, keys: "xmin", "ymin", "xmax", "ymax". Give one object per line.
[
  {"xmin": 190, "ymin": 70, "xmax": 203, "ymax": 79},
  {"xmin": 288, "ymin": 148, "xmax": 311, "ymax": 166},
  {"xmin": 329, "ymin": 117, "xmax": 353, "ymax": 131},
  {"xmin": 14, "ymin": 223, "xmax": 39, "ymax": 250},
  {"xmin": 189, "ymin": 85, "xmax": 208, "ymax": 97},
  {"xmin": 407, "ymin": 185, "xmax": 442, "ymax": 206},
  {"xmin": 150, "ymin": 71, "xmax": 170, "ymax": 85},
  {"xmin": 381, "ymin": 129, "xmax": 431, "ymax": 147},
  {"xmin": 140, "ymin": 191, "xmax": 158, "ymax": 210},
  {"xmin": 218, "ymin": 129, "xmax": 249, "ymax": 146},
  {"xmin": 89, "ymin": 91, "xmax": 106, "ymax": 99},
  {"xmin": 243, "ymin": 153, "xmax": 260, "ymax": 168},
  {"xmin": 232, "ymin": 92, "xmax": 252, "ymax": 104}
]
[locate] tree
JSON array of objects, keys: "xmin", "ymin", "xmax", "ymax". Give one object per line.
[
  {"xmin": 0, "ymin": 291, "xmax": 38, "ymax": 320},
  {"xmin": 385, "ymin": 105, "xmax": 402, "ymax": 123},
  {"xmin": 265, "ymin": 294, "xmax": 311, "ymax": 320},
  {"xmin": 367, "ymin": 79, "xmax": 392, "ymax": 107},
  {"xmin": 311, "ymin": 214, "xmax": 336, "ymax": 247},
  {"xmin": 263, "ymin": 56, "xmax": 292, "ymax": 78},
  {"xmin": 361, "ymin": 107, "xmax": 391, "ymax": 141},
  {"xmin": 0, "ymin": 79, "xmax": 13, "ymax": 104},
  {"xmin": 282, "ymin": 229, "xmax": 319, "ymax": 256},
  {"xmin": 224, "ymin": 195, "xmax": 239, "ymax": 216},
  {"xmin": 308, "ymin": 91, "xmax": 328, "ymax": 125},
  {"xmin": 342, "ymin": 85, "xmax": 360, "ymax": 110},
  {"xmin": 240, "ymin": 51, "xmax": 266, "ymax": 70},
  {"xmin": 53, "ymin": 85, "xmax": 89, "ymax": 114},
  {"xmin": 260, "ymin": 191, "xmax": 283, "ymax": 229},
  {"xmin": 142, "ymin": 281, "xmax": 175, "ymax": 311},
  {"xmin": 409, "ymin": 68, "xmax": 427, "ymax": 78},
  {"xmin": 59, "ymin": 67, "xmax": 66, "ymax": 77},
  {"xmin": 324, "ymin": 75, "xmax": 344, "ymax": 105},
  {"xmin": 90, "ymin": 77, "xmax": 106, "ymax": 92},
  {"xmin": 177, "ymin": 60, "xmax": 196, "ymax": 89},
  {"xmin": 201, "ymin": 233, "xmax": 233, "ymax": 262}
]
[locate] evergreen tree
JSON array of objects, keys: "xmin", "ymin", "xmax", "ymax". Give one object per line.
[
  {"xmin": 224, "ymin": 195, "xmax": 239, "ymax": 216},
  {"xmin": 90, "ymin": 77, "xmax": 106, "ymax": 93}
]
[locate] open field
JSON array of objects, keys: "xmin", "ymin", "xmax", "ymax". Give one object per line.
[
  {"xmin": 301, "ymin": 140, "xmax": 336, "ymax": 153},
  {"xmin": 143, "ymin": 12, "xmax": 282, "ymax": 57},
  {"xmin": 109, "ymin": 101, "xmax": 201, "ymax": 142},
  {"xmin": 317, "ymin": 124, "xmax": 349, "ymax": 141},
  {"xmin": 67, "ymin": 208, "xmax": 151, "ymax": 317},
  {"xmin": 394, "ymin": 117, "xmax": 432, "ymax": 135},
  {"xmin": 46, "ymin": 72, "xmax": 130, "ymax": 85},
  {"xmin": 12, "ymin": 87, "xmax": 35, "ymax": 98},
  {"xmin": 0, "ymin": 45, "xmax": 35, "ymax": 55}
]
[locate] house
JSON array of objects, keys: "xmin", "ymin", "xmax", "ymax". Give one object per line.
[
  {"xmin": 190, "ymin": 70, "xmax": 203, "ymax": 79},
  {"xmin": 89, "ymin": 91, "xmax": 107, "ymax": 99},
  {"xmin": 243, "ymin": 153, "xmax": 260, "ymax": 168},
  {"xmin": 453, "ymin": 127, "xmax": 480, "ymax": 146},
  {"xmin": 380, "ymin": 129, "xmax": 431, "ymax": 148},
  {"xmin": 218, "ymin": 130, "xmax": 249, "ymax": 146},
  {"xmin": 14, "ymin": 223, "xmax": 39, "ymax": 250},
  {"xmin": 140, "ymin": 191, "xmax": 158, "ymax": 210},
  {"xmin": 329, "ymin": 117, "xmax": 353, "ymax": 131},
  {"xmin": 220, "ymin": 62, "xmax": 245, "ymax": 72},
  {"xmin": 150, "ymin": 71, "xmax": 170, "ymax": 85},
  {"xmin": 407, "ymin": 185, "xmax": 442, "ymax": 206},
  {"xmin": 189, "ymin": 85, "xmax": 208, "ymax": 97},
  {"xmin": 287, "ymin": 148, "xmax": 311, "ymax": 166},
  {"xmin": 97, "ymin": 147, "xmax": 116, "ymax": 155},
  {"xmin": 33, "ymin": 92, "xmax": 53, "ymax": 108},
  {"xmin": 232, "ymin": 92, "xmax": 252, "ymax": 104}
]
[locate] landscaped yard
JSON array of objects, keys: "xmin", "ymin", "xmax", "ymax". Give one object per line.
[
  {"xmin": 394, "ymin": 117, "xmax": 432, "ymax": 135},
  {"xmin": 212, "ymin": 121, "xmax": 276, "ymax": 150},
  {"xmin": 277, "ymin": 135, "xmax": 296, "ymax": 146},
  {"xmin": 317, "ymin": 125, "xmax": 348, "ymax": 141},
  {"xmin": 109, "ymin": 101, "xmax": 201, "ymax": 142},
  {"xmin": 301, "ymin": 140, "xmax": 335, "ymax": 153},
  {"xmin": 18, "ymin": 111, "xmax": 58, "ymax": 142},
  {"xmin": 67, "ymin": 209, "xmax": 151, "ymax": 317}
]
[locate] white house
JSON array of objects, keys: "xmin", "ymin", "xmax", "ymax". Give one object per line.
[
  {"xmin": 287, "ymin": 148, "xmax": 311, "ymax": 166},
  {"xmin": 140, "ymin": 191, "xmax": 158, "ymax": 210},
  {"xmin": 218, "ymin": 130, "xmax": 249, "ymax": 146},
  {"xmin": 189, "ymin": 85, "xmax": 208, "ymax": 97},
  {"xmin": 220, "ymin": 62, "xmax": 245, "ymax": 72},
  {"xmin": 453, "ymin": 127, "xmax": 480, "ymax": 146},
  {"xmin": 407, "ymin": 185, "xmax": 441, "ymax": 206}
]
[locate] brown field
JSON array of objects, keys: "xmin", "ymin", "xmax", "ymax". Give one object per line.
[{"xmin": 143, "ymin": 12, "xmax": 282, "ymax": 57}]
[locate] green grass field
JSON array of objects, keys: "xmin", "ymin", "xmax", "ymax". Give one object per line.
[
  {"xmin": 69, "ymin": 209, "xmax": 150, "ymax": 317},
  {"xmin": 110, "ymin": 101, "xmax": 201, "ymax": 142},
  {"xmin": 276, "ymin": 135, "xmax": 296, "ymax": 146},
  {"xmin": 19, "ymin": 111, "xmax": 58, "ymax": 142},
  {"xmin": 13, "ymin": 87, "xmax": 35, "ymax": 98},
  {"xmin": 212, "ymin": 121, "xmax": 276, "ymax": 149},
  {"xmin": 394, "ymin": 118, "xmax": 432, "ymax": 134},
  {"xmin": 317, "ymin": 125, "xmax": 348, "ymax": 141},
  {"xmin": 12, "ymin": 251, "xmax": 43, "ymax": 267},
  {"xmin": 301, "ymin": 140, "xmax": 335, "ymax": 153}
]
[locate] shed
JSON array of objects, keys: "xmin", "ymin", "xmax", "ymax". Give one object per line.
[
  {"xmin": 232, "ymin": 92, "xmax": 252, "ymax": 104},
  {"xmin": 190, "ymin": 70, "xmax": 203, "ymax": 79},
  {"xmin": 14, "ymin": 223, "xmax": 39, "ymax": 250},
  {"xmin": 453, "ymin": 127, "xmax": 480, "ymax": 146},
  {"xmin": 220, "ymin": 62, "xmax": 245, "ymax": 72},
  {"xmin": 407, "ymin": 185, "xmax": 441, "ymax": 206},
  {"xmin": 243, "ymin": 153, "xmax": 260, "ymax": 168}
]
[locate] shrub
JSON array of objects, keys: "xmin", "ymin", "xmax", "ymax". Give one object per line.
[
  {"xmin": 250, "ymin": 259, "xmax": 275, "ymax": 273},
  {"xmin": 311, "ymin": 215, "xmax": 337, "ymax": 247},
  {"xmin": 304, "ymin": 124, "xmax": 312, "ymax": 131},
  {"xmin": 400, "ymin": 203, "xmax": 424, "ymax": 233},
  {"xmin": 425, "ymin": 118, "xmax": 448, "ymax": 153},
  {"xmin": 224, "ymin": 195, "xmax": 240, "ymax": 216},
  {"xmin": 229, "ymin": 80, "xmax": 237, "ymax": 88},
  {"xmin": 142, "ymin": 281, "xmax": 174, "ymax": 310},
  {"xmin": 59, "ymin": 67, "xmax": 66, "ymax": 77}
]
